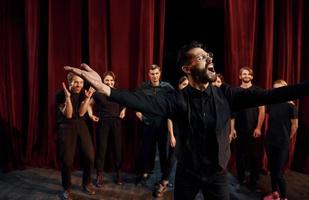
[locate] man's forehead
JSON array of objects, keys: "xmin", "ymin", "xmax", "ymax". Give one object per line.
[
  {"xmin": 149, "ymin": 68, "xmax": 161, "ymax": 73},
  {"xmin": 187, "ymin": 47, "xmax": 207, "ymax": 56},
  {"xmin": 72, "ymin": 75, "xmax": 84, "ymax": 81}
]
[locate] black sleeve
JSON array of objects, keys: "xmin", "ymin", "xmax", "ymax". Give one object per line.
[
  {"xmin": 223, "ymin": 81, "xmax": 309, "ymax": 111},
  {"xmin": 109, "ymin": 88, "xmax": 178, "ymax": 117},
  {"xmin": 55, "ymin": 90, "xmax": 65, "ymax": 106}
]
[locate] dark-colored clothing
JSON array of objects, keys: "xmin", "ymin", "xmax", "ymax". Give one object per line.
[
  {"xmin": 266, "ymin": 102, "xmax": 298, "ymax": 147},
  {"xmin": 235, "ymin": 135, "xmax": 260, "ymax": 183},
  {"xmin": 92, "ymin": 92, "xmax": 121, "ymax": 118},
  {"xmin": 266, "ymin": 102, "xmax": 297, "ymax": 198},
  {"xmin": 234, "ymin": 85, "xmax": 263, "ymax": 184},
  {"xmin": 266, "ymin": 144, "xmax": 289, "ymax": 198},
  {"xmin": 109, "ymin": 81, "xmax": 309, "ymax": 199},
  {"xmin": 137, "ymin": 81, "xmax": 174, "ymax": 176},
  {"xmin": 137, "ymin": 81, "xmax": 174, "ymax": 127},
  {"xmin": 142, "ymin": 124, "xmax": 168, "ymax": 174},
  {"xmin": 234, "ymin": 86, "xmax": 260, "ymax": 135},
  {"xmin": 96, "ymin": 118, "xmax": 122, "ymax": 171},
  {"xmin": 55, "ymin": 90, "xmax": 94, "ymax": 190},
  {"xmin": 92, "ymin": 92, "xmax": 123, "ymax": 172},
  {"xmin": 174, "ymin": 165, "xmax": 229, "ymax": 200}
]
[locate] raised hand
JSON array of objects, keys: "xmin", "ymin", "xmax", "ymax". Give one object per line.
[
  {"xmin": 64, "ymin": 63, "xmax": 111, "ymax": 96},
  {"xmin": 62, "ymin": 82, "xmax": 71, "ymax": 98},
  {"xmin": 85, "ymin": 86, "xmax": 95, "ymax": 99}
]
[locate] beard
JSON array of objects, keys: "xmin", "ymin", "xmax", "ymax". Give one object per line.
[{"xmin": 191, "ymin": 64, "xmax": 217, "ymax": 84}]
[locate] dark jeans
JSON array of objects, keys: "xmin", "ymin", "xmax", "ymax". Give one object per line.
[
  {"xmin": 95, "ymin": 118, "xmax": 122, "ymax": 172},
  {"xmin": 266, "ymin": 143, "xmax": 289, "ymax": 198},
  {"xmin": 174, "ymin": 165, "xmax": 229, "ymax": 200},
  {"xmin": 162, "ymin": 145, "xmax": 177, "ymax": 181},
  {"xmin": 142, "ymin": 124, "xmax": 168, "ymax": 175},
  {"xmin": 58, "ymin": 119, "xmax": 94, "ymax": 190},
  {"xmin": 235, "ymin": 135, "xmax": 260, "ymax": 184}
]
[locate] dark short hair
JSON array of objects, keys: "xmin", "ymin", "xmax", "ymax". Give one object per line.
[
  {"xmin": 239, "ymin": 67, "xmax": 254, "ymax": 76},
  {"xmin": 149, "ymin": 64, "xmax": 161, "ymax": 71},
  {"xmin": 177, "ymin": 41, "xmax": 205, "ymax": 67},
  {"xmin": 103, "ymin": 71, "xmax": 116, "ymax": 82}
]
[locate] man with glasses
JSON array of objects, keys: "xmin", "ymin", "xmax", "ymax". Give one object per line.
[{"xmin": 64, "ymin": 41, "xmax": 309, "ymax": 200}]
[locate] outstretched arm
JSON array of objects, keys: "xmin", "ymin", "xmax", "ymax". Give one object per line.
[
  {"xmin": 226, "ymin": 83, "xmax": 309, "ymax": 111},
  {"xmin": 64, "ymin": 63, "xmax": 111, "ymax": 96},
  {"xmin": 64, "ymin": 64, "xmax": 176, "ymax": 116}
]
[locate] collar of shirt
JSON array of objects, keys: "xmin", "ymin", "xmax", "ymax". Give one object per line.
[{"xmin": 187, "ymin": 85, "xmax": 211, "ymax": 98}]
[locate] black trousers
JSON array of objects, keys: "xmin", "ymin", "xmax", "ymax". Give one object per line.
[
  {"xmin": 235, "ymin": 134, "xmax": 260, "ymax": 184},
  {"xmin": 162, "ymin": 145, "xmax": 177, "ymax": 181},
  {"xmin": 57, "ymin": 119, "xmax": 94, "ymax": 190},
  {"xmin": 95, "ymin": 118, "xmax": 122, "ymax": 172},
  {"xmin": 266, "ymin": 143, "xmax": 289, "ymax": 198},
  {"xmin": 142, "ymin": 124, "xmax": 168, "ymax": 176},
  {"xmin": 174, "ymin": 165, "xmax": 229, "ymax": 200}
]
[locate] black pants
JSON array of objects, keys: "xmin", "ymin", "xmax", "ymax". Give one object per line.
[
  {"xmin": 162, "ymin": 145, "xmax": 177, "ymax": 181},
  {"xmin": 174, "ymin": 165, "xmax": 229, "ymax": 200},
  {"xmin": 235, "ymin": 135, "xmax": 260, "ymax": 184},
  {"xmin": 266, "ymin": 143, "xmax": 289, "ymax": 198},
  {"xmin": 95, "ymin": 118, "xmax": 122, "ymax": 172},
  {"xmin": 58, "ymin": 119, "xmax": 94, "ymax": 190},
  {"xmin": 142, "ymin": 124, "xmax": 168, "ymax": 176}
]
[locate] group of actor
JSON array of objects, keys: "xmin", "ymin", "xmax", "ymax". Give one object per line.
[{"xmin": 57, "ymin": 42, "xmax": 301, "ymax": 200}]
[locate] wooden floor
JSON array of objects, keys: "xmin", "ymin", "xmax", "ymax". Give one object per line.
[{"xmin": 0, "ymin": 168, "xmax": 309, "ymax": 200}]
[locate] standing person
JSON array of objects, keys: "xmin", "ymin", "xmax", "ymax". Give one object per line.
[
  {"xmin": 154, "ymin": 76, "xmax": 189, "ymax": 197},
  {"xmin": 65, "ymin": 42, "xmax": 309, "ymax": 200},
  {"xmin": 56, "ymin": 73, "xmax": 96, "ymax": 200},
  {"xmin": 212, "ymin": 74, "xmax": 237, "ymax": 143},
  {"xmin": 265, "ymin": 80, "xmax": 298, "ymax": 200},
  {"xmin": 88, "ymin": 71, "xmax": 126, "ymax": 187},
  {"xmin": 233, "ymin": 67, "xmax": 265, "ymax": 190},
  {"xmin": 135, "ymin": 64, "xmax": 174, "ymax": 186}
]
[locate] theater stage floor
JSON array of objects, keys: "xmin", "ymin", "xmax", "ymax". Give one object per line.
[{"xmin": 1, "ymin": 167, "xmax": 309, "ymax": 200}]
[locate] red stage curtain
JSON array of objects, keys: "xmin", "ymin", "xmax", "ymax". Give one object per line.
[
  {"xmin": 224, "ymin": 0, "xmax": 309, "ymax": 173},
  {"xmin": 0, "ymin": 0, "xmax": 165, "ymax": 172}
]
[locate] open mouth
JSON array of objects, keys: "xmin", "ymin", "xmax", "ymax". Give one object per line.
[{"xmin": 207, "ymin": 64, "xmax": 215, "ymax": 73}]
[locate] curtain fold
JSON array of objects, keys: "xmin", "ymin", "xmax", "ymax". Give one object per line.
[
  {"xmin": 0, "ymin": 0, "xmax": 165, "ymax": 172},
  {"xmin": 225, "ymin": 0, "xmax": 309, "ymax": 172}
]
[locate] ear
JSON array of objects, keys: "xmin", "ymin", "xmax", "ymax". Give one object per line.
[{"xmin": 182, "ymin": 65, "xmax": 191, "ymax": 74}]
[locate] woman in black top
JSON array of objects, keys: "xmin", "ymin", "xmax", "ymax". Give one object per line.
[
  {"xmin": 265, "ymin": 80, "xmax": 298, "ymax": 200},
  {"xmin": 88, "ymin": 71, "xmax": 126, "ymax": 187}
]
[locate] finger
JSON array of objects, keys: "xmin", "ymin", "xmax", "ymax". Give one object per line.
[
  {"xmin": 81, "ymin": 63, "xmax": 93, "ymax": 72},
  {"xmin": 62, "ymin": 82, "xmax": 67, "ymax": 90},
  {"xmin": 64, "ymin": 66, "xmax": 82, "ymax": 76},
  {"xmin": 89, "ymin": 86, "xmax": 95, "ymax": 93}
]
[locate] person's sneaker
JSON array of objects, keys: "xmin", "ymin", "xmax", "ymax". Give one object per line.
[
  {"xmin": 96, "ymin": 173, "xmax": 104, "ymax": 188},
  {"xmin": 82, "ymin": 184, "xmax": 96, "ymax": 195},
  {"xmin": 154, "ymin": 183, "xmax": 168, "ymax": 197},
  {"xmin": 61, "ymin": 190, "xmax": 73, "ymax": 200}
]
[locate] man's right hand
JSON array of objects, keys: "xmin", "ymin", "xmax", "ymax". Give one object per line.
[{"xmin": 64, "ymin": 63, "xmax": 111, "ymax": 96}]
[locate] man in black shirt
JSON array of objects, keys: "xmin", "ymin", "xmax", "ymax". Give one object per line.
[
  {"xmin": 64, "ymin": 42, "xmax": 309, "ymax": 200},
  {"xmin": 233, "ymin": 67, "xmax": 265, "ymax": 189},
  {"xmin": 56, "ymin": 73, "xmax": 96, "ymax": 200},
  {"xmin": 135, "ymin": 64, "xmax": 174, "ymax": 189}
]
